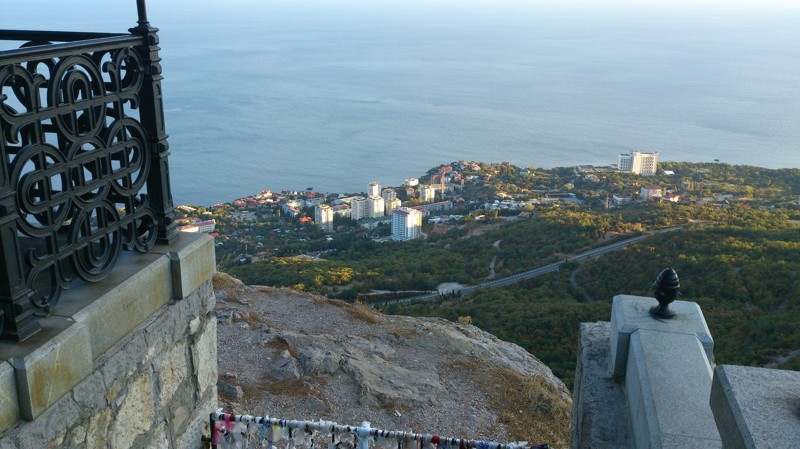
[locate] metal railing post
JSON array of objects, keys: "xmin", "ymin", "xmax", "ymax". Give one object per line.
[{"xmin": 130, "ymin": 0, "xmax": 178, "ymax": 244}]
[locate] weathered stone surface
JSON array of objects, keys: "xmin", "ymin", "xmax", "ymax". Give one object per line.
[
  {"xmin": 151, "ymin": 233, "xmax": 216, "ymax": 300},
  {"xmin": 201, "ymin": 281, "xmax": 217, "ymax": 314},
  {"xmin": 219, "ymin": 381, "xmax": 244, "ymax": 400},
  {"xmin": 145, "ymin": 421, "xmax": 170, "ymax": 449},
  {"xmin": 98, "ymin": 331, "xmax": 149, "ymax": 401},
  {"xmin": 158, "ymin": 340, "xmax": 190, "ymax": 406},
  {"xmin": 66, "ymin": 422, "xmax": 87, "ymax": 448},
  {"xmin": 67, "ymin": 255, "xmax": 172, "ymax": 361},
  {"xmin": 344, "ymin": 348, "xmax": 441, "ymax": 405},
  {"xmin": 0, "ymin": 362, "xmax": 19, "ymax": 434},
  {"xmin": 71, "ymin": 370, "xmax": 108, "ymax": 411},
  {"xmin": 173, "ymin": 390, "xmax": 217, "ymax": 449},
  {"xmin": 85, "ymin": 409, "xmax": 112, "ymax": 449},
  {"xmin": 193, "ymin": 316, "xmax": 218, "ymax": 397},
  {"xmin": 300, "ymin": 396, "xmax": 331, "ymax": 413},
  {"xmin": 268, "ymin": 350, "xmax": 301, "ymax": 381},
  {"xmin": 166, "ymin": 359, "xmax": 197, "ymax": 441},
  {"xmin": 12, "ymin": 322, "xmax": 93, "ymax": 420},
  {"xmin": 298, "ymin": 346, "xmax": 342, "ymax": 375},
  {"xmin": 111, "ymin": 372, "xmax": 155, "ymax": 449},
  {"xmin": 13, "ymin": 392, "xmax": 80, "ymax": 449},
  {"xmin": 570, "ymin": 322, "xmax": 634, "ymax": 449},
  {"xmin": 711, "ymin": 365, "xmax": 800, "ymax": 449}
]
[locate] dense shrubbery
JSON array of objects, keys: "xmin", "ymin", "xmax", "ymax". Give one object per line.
[
  {"xmin": 230, "ymin": 209, "xmax": 630, "ymax": 295},
  {"xmin": 389, "ymin": 213, "xmax": 800, "ymax": 389}
]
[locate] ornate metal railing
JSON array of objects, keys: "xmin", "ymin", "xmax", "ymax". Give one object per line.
[{"xmin": 0, "ymin": 0, "xmax": 176, "ymax": 342}]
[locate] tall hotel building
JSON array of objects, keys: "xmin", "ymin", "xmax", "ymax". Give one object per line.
[
  {"xmin": 618, "ymin": 151, "xmax": 659, "ymax": 176},
  {"xmin": 315, "ymin": 204, "xmax": 333, "ymax": 231},
  {"xmin": 391, "ymin": 208, "xmax": 422, "ymax": 241},
  {"xmin": 385, "ymin": 197, "xmax": 402, "ymax": 215},
  {"xmin": 420, "ymin": 185, "xmax": 436, "ymax": 203},
  {"xmin": 350, "ymin": 196, "xmax": 368, "ymax": 221},
  {"xmin": 381, "ymin": 188, "xmax": 396, "ymax": 202},
  {"xmin": 368, "ymin": 181, "xmax": 381, "ymax": 198},
  {"xmin": 368, "ymin": 196, "xmax": 385, "ymax": 218}
]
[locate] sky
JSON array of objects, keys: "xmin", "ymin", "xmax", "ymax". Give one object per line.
[{"xmin": 5, "ymin": 0, "xmax": 800, "ymax": 24}]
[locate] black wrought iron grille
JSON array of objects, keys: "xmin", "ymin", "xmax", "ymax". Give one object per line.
[{"xmin": 0, "ymin": 1, "xmax": 177, "ymax": 342}]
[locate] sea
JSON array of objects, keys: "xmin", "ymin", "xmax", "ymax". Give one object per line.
[{"xmin": 5, "ymin": 1, "xmax": 800, "ymax": 205}]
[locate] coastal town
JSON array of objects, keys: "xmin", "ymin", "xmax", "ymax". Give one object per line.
[{"xmin": 173, "ymin": 150, "xmax": 800, "ymax": 275}]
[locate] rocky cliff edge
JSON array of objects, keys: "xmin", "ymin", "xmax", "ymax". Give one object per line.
[{"xmin": 213, "ymin": 273, "xmax": 572, "ymax": 448}]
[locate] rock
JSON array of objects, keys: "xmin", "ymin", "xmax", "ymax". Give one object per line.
[
  {"xmin": 218, "ymin": 381, "xmax": 244, "ymax": 400},
  {"xmin": 214, "ymin": 274, "xmax": 572, "ymax": 445},
  {"xmin": 268, "ymin": 350, "xmax": 301, "ymax": 381},
  {"xmin": 215, "ymin": 290, "xmax": 229, "ymax": 302},
  {"xmin": 300, "ymin": 396, "xmax": 330, "ymax": 413},
  {"xmin": 341, "ymin": 348, "xmax": 443, "ymax": 406},
  {"xmin": 298, "ymin": 347, "xmax": 341, "ymax": 375}
]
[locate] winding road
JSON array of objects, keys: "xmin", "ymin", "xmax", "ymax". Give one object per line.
[{"xmin": 377, "ymin": 227, "xmax": 680, "ymax": 307}]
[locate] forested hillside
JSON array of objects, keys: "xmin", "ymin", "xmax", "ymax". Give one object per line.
[{"xmin": 387, "ymin": 214, "xmax": 800, "ymax": 388}]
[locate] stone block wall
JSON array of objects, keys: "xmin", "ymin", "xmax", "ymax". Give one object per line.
[{"xmin": 0, "ymin": 233, "xmax": 217, "ymax": 449}]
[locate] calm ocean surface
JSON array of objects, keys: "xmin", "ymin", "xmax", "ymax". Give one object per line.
[{"xmin": 6, "ymin": 1, "xmax": 800, "ymax": 205}]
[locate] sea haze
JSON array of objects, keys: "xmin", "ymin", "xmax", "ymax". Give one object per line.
[{"xmin": 5, "ymin": 1, "xmax": 800, "ymax": 205}]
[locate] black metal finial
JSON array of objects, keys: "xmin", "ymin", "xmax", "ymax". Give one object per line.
[
  {"xmin": 650, "ymin": 268, "xmax": 680, "ymax": 318},
  {"xmin": 136, "ymin": 0, "xmax": 150, "ymax": 28}
]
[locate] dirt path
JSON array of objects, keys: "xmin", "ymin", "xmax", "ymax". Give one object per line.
[
  {"xmin": 570, "ymin": 269, "xmax": 594, "ymax": 303},
  {"xmin": 487, "ymin": 240, "xmax": 502, "ymax": 279},
  {"xmin": 766, "ymin": 348, "xmax": 800, "ymax": 368}
]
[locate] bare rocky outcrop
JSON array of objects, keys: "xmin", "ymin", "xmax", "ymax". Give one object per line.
[{"xmin": 214, "ymin": 273, "xmax": 572, "ymax": 448}]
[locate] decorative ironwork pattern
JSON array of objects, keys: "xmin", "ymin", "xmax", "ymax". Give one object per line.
[{"xmin": 1, "ymin": 2, "xmax": 177, "ymax": 341}]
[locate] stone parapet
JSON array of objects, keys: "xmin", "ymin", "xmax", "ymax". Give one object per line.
[
  {"xmin": 572, "ymin": 295, "xmax": 722, "ymax": 449},
  {"xmin": 152, "ymin": 231, "xmax": 217, "ymax": 300},
  {"xmin": 0, "ymin": 233, "xmax": 217, "ymax": 448},
  {"xmin": 570, "ymin": 322, "xmax": 634, "ymax": 449},
  {"xmin": 612, "ymin": 295, "xmax": 720, "ymax": 448},
  {"xmin": 710, "ymin": 365, "xmax": 800, "ymax": 449}
]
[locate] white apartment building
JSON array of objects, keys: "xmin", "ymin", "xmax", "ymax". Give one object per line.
[
  {"xmin": 618, "ymin": 151, "xmax": 659, "ymax": 176},
  {"xmin": 404, "ymin": 178, "xmax": 419, "ymax": 187},
  {"xmin": 640, "ymin": 185, "xmax": 664, "ymax": 200},
  {"xmin": 392, "ymin": 208, "xmax": 422, "ymax": 241},
  {"xmin": 381, "ymin": 188, "xmax": 396, "ymax": 202},
  {"xmin": 178, "ymin": 219, "xmax": 216, "ymax": 234},
  {"xmin": 368, "ymin": 196, "xmax": 385, "ymax": 218},
  {"xmin": 420, "ymin": 185, "xmax": 436, "ymax": 203},
  {"xmin": 350, "ymin": 196, "xmax": 368, "ymax": 221},
  {"xmin": 368, "ymin": 181, "xmax": 381, "ymax": 198},
  {"xmin": 315, "ymin": 204, "xmax": 333, "ymax": 232},
  {"xmin": 385, "ymin": 197, "xmax": 402, "ymax": 215}
]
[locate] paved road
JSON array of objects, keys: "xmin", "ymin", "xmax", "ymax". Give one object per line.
[{"xmin": 376, "ymin": 227, "xmax": 679, "ymax": 307}]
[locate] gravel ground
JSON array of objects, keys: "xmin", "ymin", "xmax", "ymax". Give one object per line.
[{"xmin": 213, "ymin": 273, "xmax": 572, "ymax": 448}]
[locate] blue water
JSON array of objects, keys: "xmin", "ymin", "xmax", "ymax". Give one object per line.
[{"xmin": 5, "ymin": 1, "xmax": 800, "ymax": 205}]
